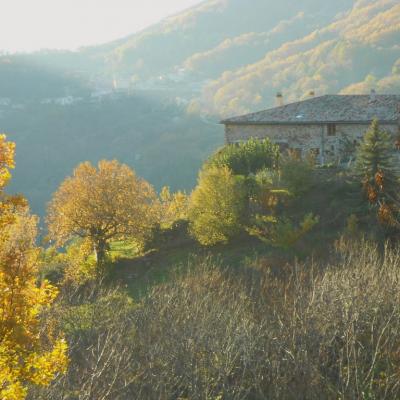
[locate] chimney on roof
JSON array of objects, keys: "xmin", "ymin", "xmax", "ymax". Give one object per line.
[
  {"xmin": 309, "ymin": 90, "xmax": 315, "ymax": 98},
  {"xmin": 276, "ymin": 92, "xmax": 284, "ymax": 107},
  {"xmin": 369, "ymin": 88, "xmax": 377, "ymax": 103}
]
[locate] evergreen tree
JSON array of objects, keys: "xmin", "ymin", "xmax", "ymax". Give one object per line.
[
  {"xmin": 355, "ymin": 119, "xmax": 399, "ymax": 226},
  {"xmin": 356, "ymin": 119, "xmax": 395, "ymax": 181}
]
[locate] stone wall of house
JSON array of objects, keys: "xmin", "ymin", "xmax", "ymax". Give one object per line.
[{"xmin": 225, "ymin": 122, "xmax": 399, "ymax": 163}]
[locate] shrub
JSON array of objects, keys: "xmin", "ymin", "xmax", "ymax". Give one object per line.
[
  {"xmin": 35, "ymin": 240, "xmax": 400, "ymax": 399},
  {"xmin": 248, "ymin": 212, "xmax": 319, "ymax": 250},
  {"xmin": 30, "ymin": 286, "xmax": 137, "ymax": 400},
  {"xmin": 280, "ymin": 152, "xmax": 314, "ymax": 197},
  {"xmin": 207, "ymin": 137, "xmax": 280, "ymax": 176},
  {"xmin": 131, "ymin": 241, "xmax": 400, "ymax": 399}
]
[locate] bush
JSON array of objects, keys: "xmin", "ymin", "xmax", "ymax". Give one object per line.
[
  {"xmin": 127, "ymin": 241, "xmax": 400, "ymax": 399},
  {"xmin": 207, "ymin": 137, "xmax": 280, "ymax": 176},
  {"xmin": 39, "ymin": 240, "xmax": 97, "ymax": 286},
  {"xmin": 145, "ymin": 219, "xmax": 193, "ymax": 251},
  {"xmin": 280, "ymin": 152, "xmax": 314, "ymax": 197},
  {"xmin": 34, "ymin": 240, "xmax": 400, "ymax": 399},
  {"xmin": 248, "ymin": 212, "xmax": 319, "ymax": 250},
  {"xmin": 30, "ymin": 286, "xmax": 137, "ymax": 400},
  {"xmin": 189, "ymin": 166, "xmax": 248, "ymax": 245}
]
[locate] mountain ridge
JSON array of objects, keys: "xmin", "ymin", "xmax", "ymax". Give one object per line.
[{"xmin": 193, "ymin": 0, "xmax": 400, "ymax": 117}]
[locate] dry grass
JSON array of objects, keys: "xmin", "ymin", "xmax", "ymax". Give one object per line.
[{"xmin": 33, "ymin": 239, "xmax": 400, "ymax": 399}]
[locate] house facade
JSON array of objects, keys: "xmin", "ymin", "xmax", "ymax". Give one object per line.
[{"xmin": 221, "ymin": 93, "xmax": 400, "ymax": 164}]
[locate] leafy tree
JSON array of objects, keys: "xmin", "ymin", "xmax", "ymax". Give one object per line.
[
  {"xmin": 159, "ymin": 186, "xmax": 189, "ymax": 228},
  {"xmin": 47, "ymin": 160, "xmax": 158, "ymax": 270},
  {"xmin": 355, "ymin": 120, "xmax": 399, "ymax": 226},
  {"xmin": 189, "ymin": 166, "xmax": 247, "ymax": 246},
  {"xmin": 207, "ymin": 138, "xmax": 280, "ymax": 176},
  {"xmin": 0, "ymin": 135, "xmax": 68, "ymax": 400}
]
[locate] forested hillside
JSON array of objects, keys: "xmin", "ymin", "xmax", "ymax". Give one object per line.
[
  {"xmin": 196, "ymin": 0, "xmax": 400, "ymax": 116},
  {"xmin": 3, "ymin": 95, "xmax": 222, "ymax": 216},
  {"xmin": 90, "ymin": 0, "xmax": 353, "ymax": 81},
  {"xmin": 0, "ymin": 55, "xmax": 89, "ymax": 100},
  {"xmin": 2, "ymin": 0, "xmax": 399, "ymax": 110},
  {"xmin": 0, "ymin": 0, "xmax": 354, "ymax": 86}
]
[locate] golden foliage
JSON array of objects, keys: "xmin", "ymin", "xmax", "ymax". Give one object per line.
[
  {"xmin": 188, "ymin": 166, "xmax": 247, "ymax": 246},
  {"xmin": 0, "ymin": 135, "xmax": 68, "ymax": 399},
  {"xmin": 159, "ymin": 186, "xmax": 189, "ymax": 228},
  {"xmin": 47, "ymin": 160, "xmax": 158, "ymax": 267},
  {"xmin": 196, "ymin": 1, "xmax": 399, "ymax": 116},
  {"xmin": 0, "ymin": 134, "xmax": 15, "ymax": 190}
]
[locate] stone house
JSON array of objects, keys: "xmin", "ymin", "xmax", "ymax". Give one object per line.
[{"xmin": 221, "ymin": 93, "xmax": 400, "ymax": 164}]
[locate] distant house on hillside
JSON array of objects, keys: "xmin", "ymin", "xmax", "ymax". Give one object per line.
[{"xmin": 221, "ymin": 92, "xmax": 400, "ymax": 164}]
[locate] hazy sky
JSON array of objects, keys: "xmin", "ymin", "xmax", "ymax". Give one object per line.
[{"xmin": 1, "ymin": 0, "xmax": 203, "ymax": 53}]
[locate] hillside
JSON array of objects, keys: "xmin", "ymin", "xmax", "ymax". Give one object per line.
[
  {"xmin": 2, "ymin": 1, "xmax": 398, "ymax": 106},
  {"xmin": 0, "ymin": 55, "xmax": 90, "ymax": 101},
  {"xmin": 195, "ymin": 0, "xmax": 400, "ymax": 116},
  {"xmin": 1, "ymin": 0, "xmax": 354, "ymax": 87},
  {"xmin": 92, "ymin": 0, "xmax": 353, "ymax": 82},
  {"xmin": 3, "ymin": 94, "xmax": 222, "ymax": 217}
]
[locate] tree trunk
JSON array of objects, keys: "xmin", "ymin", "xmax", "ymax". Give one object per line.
[{"xmin": 94, "ymin": 239, "xmax": 108, "ymax": 274}]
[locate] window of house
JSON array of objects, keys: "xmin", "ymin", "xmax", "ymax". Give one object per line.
[{"xmin": 327, "ymin": 124, "xmax": 336, "ymax": 136}]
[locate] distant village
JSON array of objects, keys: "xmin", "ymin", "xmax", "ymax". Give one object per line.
[{"xmin": 0, "ymin": 67, "xmax": 209, "ymax": 116}]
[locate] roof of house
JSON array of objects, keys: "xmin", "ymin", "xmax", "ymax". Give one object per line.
[{"xmin": 221, "ymin": 95, "xmax": 400, "ymax": 125}]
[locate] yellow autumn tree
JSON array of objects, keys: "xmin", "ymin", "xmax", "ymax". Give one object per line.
[
  {"xmin": 0, "ymin": 134, "xmax": 68, "ymax": 400},
  {"xmin": 0, "ymin": 135, "xmax": 15, "ymax": 189},
  {"xmin": 159, "ymin": 186, "xmax": 189, "ymax": 228},
  {"xmin": 188, "ymin": 166, "xmax": 247, "ymax": 246},
  {"xmin": 47, "ymin": 160, "xmax": 158, "ymax": 269}
]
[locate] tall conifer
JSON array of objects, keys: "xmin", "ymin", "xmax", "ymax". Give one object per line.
[{"xmin": 356, "ymin": 119, "xmax": 399, "ymax": 226}]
